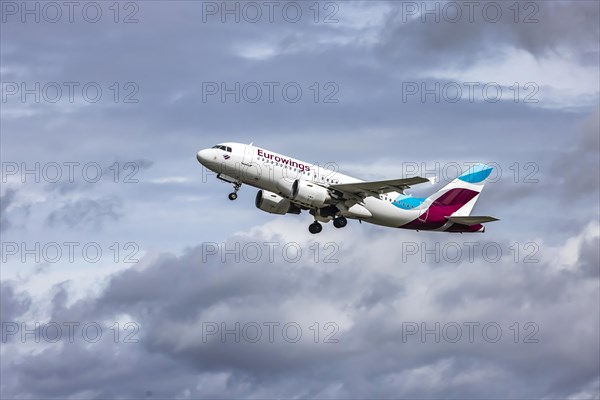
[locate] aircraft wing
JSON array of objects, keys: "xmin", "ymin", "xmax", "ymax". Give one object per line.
[
  {"xmin": 446, "ymin": 216, "xmax": 500, "ymax": 225},
  {"xmin": 330, "ymin": 176, "xmax": 434, "ymax": 199}
]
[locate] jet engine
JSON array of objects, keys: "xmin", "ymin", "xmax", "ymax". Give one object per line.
[
  {"xmin": 275, "ymin": 178, "xmax": 295, "ymax": 197},
  {"xmin": 292, "ymin": 180, "xmax": 331, "ymax": 208},
  {"xmin": 255, "ymin": 190, "xmax": 301, "ymax": 215}
]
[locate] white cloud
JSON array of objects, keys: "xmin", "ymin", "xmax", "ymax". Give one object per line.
[{"xmin": 426, "ymin": 47, "xmax": 599, "ymax": 109}]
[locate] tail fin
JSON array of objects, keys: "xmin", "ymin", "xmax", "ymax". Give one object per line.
[{"xmin": 426, "ymin": 164, "xmax": 493, "ymax": 216}]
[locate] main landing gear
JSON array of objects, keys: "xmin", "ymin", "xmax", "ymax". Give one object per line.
[
  {"xmin": 333, "ymin": 216, "xmax": 347, "ymax": 229},
  {"xmin": 228, "ymin": 182, "xmax": 242, "ymax": 201},
  {"xmin": 308, "ymin": 216, "xmax": 347, "ymax": 234},
  {"xmin": 308, "ymin": 222, "xmax": 322, "ymax": 234}
]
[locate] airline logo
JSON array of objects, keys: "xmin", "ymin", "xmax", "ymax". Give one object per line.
[
  {"xmin": 257, "ymin": 149, "xmax": 311, "ymax": 172},
  {"xmin": 223, "ymin": 154, "xmax": 231, "ymax": 160}
]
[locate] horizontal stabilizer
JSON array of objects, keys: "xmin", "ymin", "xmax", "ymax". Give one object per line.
[{"xmin": 446, "ymin": 216, "xmax": 499, "ymax": 225}]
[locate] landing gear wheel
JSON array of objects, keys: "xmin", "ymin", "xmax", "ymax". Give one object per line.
[
  {"xmin": 308, "ymin": 222, "xmax": 323, "ymax": 234},
  {"xmin": 333, "ymin": 216, "xmax": 347, "ymax": 229},
  {"xmin": 229, "ymin": 182, "xmax": 241, "ymax": 201}
]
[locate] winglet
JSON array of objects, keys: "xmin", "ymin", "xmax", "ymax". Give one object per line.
[{"xmin": 427, "ymin": 176, "xmax": 437, "ymax": 185}]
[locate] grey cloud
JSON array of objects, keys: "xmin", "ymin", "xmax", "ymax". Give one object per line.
[
  {"xmin": 2, "ymin": 222, "xmax": 599, "ymax": 399},
  {"xmin": 378, "ymin": 1, "xmax": 600, "ymax": 68},
  {"xmin": 1, "ymin": 188, "xmax": 17, "ymax": 232},
  {"xmin": 0, "ymin": 188, "xmax": 33, "ymax": 233},
  {"xmin": 43, "ymin": 158, "xmax": 154, "ymax": 195},
  {"xmin": 577, "ymin": 230, "xmax": 600, "ymax": 278},
  {"xmin": 0, "ymin": 281, "xmax": 32, "ymax": 323},
  {"xmin": 45, "ymin": 197, "xmax": 122, "ymax": 230},
  {"xmin": 548, "ymin": 109, "xmax": 600, "ymax": 199},
  {"xmin": 509, "ymin": 1, "xmax": 600, "ymax": 60},
  {"xmin": 581, "ymin": 108, "xmax": 600, "ymax": 152}
]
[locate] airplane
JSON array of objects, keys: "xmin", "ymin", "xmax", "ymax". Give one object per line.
[{"xmin": 196, "ymin": 142, "xmax": 499, "ymax": 234}]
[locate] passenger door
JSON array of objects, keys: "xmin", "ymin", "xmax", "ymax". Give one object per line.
[
  {"xmin": 241, "ymin": 145, "xmax": 261, "ymax": 182},
  {"xmin": 242, "ymin": 145, "xmax": 253, "ymax": 166}
]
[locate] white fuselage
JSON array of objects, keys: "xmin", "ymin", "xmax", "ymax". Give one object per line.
[{"xmin": 197, "ymin": 142, "xmax": 425, "ymax": 228}]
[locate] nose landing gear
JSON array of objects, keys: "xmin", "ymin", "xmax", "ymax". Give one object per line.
[{"xmin": 228, "ymin": 182, "xmax": 242, "ymax": 201}]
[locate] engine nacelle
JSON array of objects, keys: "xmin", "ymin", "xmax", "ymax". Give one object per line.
[
  {"xmin": 275, "ymin": 178, "xmax": 295, "ymax": 197},
  {"xmin": 292, "ymin": 180, "xmax": 331, "ymax": 208},
  {"xmin": 255, "ymin": 190, "xmax": 301, "ymax": 215}
]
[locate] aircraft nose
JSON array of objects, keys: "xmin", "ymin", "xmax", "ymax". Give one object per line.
[{"xmin": 196, "ymin": 149, "xmax": 210, "ymax": 165}]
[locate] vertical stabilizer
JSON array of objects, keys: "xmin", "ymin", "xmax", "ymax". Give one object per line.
[{"xmin": 426, "ymin": 164, "xmax": 493, "ymax": 216}]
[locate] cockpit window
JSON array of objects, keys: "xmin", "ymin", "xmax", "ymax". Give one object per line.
[{"xmin": 211, "ymin": 145, "xmax": 231, "ymax": 152}]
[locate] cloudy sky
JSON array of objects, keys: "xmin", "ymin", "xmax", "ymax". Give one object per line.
[{"xmin": 1, "ymin": 0, "xmax": 599, "ymax": 398}]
